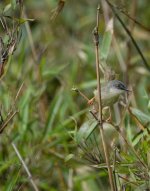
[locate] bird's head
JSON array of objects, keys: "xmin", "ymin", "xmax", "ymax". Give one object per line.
[{"xmin": 107, "ymin": 80, "xmax": 130, "ymax": 94}]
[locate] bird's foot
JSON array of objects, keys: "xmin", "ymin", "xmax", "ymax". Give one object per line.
[
  {"xmin": 105, "ymin": 107, "xmax": 112, "ymax": 122},
  {"xmin": 88, "ymin": 97, "xmax": 95, "ymax": 105},
  {"xmin": 105, "ymin": 115, "xmax": 112, "ymax": 122}
]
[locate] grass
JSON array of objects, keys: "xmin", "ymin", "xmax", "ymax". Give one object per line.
[{"xmin": 0, "ymin": 0, "xmax": 150, "ymax": 190}]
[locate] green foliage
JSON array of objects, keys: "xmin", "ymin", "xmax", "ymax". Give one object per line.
[{"xmin": 0, "ymin": 0, "xmax": 150, "ymax": 191}]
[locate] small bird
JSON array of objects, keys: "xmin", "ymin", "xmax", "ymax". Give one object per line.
[{"xmin": 89, "ymin": 80, "xmax": 130, "ymax": 107}]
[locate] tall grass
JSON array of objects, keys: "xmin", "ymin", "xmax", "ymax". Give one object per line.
[{"xmin": 0, "ymin": 0, "xmax": 150, "ymax": 190}]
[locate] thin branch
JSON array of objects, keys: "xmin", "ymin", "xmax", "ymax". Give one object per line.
[
  {"xmin": 71, "ymin": 87, "xmax": 90, "ymax": 102},
  {"xmin": 119, "ymin": 8, "xmax": 150, "ymax": 32},
  {"xmin": 11, "ymin": 142, "xmax": 39, "ymax": 191},
  {"xmin": 118, "ymin": 174, "xmax": 139, "ymax": 186},
  {"xmin": 7, "ymin": 82, "xmax": 24, "ymax": 117},
  {"xmin": 0, "ymin": 84, "xmax": 24, "ymax": 134},
  {"xmin": 0, "ymin": 110, "xmax": 18, "ymax": 134},
  {"xmin": 14, "ymin": 82, "xmax": 24, "ymax": 103},
  {"xmin": 93, "ymin": 5, "xmax": 115, "ymax": 191},
  {"xmin": 113, "ymin": 148, "xmax": 118, "ymax": 191},
  {"xmin": 105, "ymin": 0, "xmax": 150, "ymax": 72},
  {"xmin": 50, "ymin": 0, "xmax": 66, "ymax": 20}
]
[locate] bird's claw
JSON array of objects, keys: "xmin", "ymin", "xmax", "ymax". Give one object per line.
[{"xmin": 88, "ymin": 98, "xmax": 95, "ymax": 105}]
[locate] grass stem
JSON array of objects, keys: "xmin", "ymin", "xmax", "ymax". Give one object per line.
[{"xmin": 93, "ymin": 5, "xmax": 115, "ymax": 191}]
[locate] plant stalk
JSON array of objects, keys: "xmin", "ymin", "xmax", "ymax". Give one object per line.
[{"xmin": 93, "ymin": 5, "xmax": 115, "ymax": 191}]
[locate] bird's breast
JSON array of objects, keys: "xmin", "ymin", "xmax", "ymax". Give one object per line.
[{"xmin": 94, "ymin": 89, "xmax": 121, "ymax": 107}]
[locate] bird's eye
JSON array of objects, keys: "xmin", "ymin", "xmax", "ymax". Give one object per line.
[{"xmin": 118, "ymin": 83, "xmax": 126, "ymax": 90}]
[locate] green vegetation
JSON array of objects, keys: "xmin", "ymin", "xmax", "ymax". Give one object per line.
[{"xmin": 0, "ymin": 0, "xmax": 150, "ymax": 190}]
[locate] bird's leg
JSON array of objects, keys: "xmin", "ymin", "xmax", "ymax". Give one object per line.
[
  {"xmin": 88, "ymin": 97, "xmax": 95, "ymax": 105},
  {"xmin": 90, "ymin": 104, "xmax": 112, "ymax": 122},
  {"xmin": 72, "ymin": 87, "xmax": 91, "ymax": 104},
  {"xmin": 106, "ymin": 106, "xmax": 112, "ymax": 122}
]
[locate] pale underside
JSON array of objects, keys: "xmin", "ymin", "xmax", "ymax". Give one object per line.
[{"xmin": 94, "ymin": 87, "xmax": 124, "ymax": 107}]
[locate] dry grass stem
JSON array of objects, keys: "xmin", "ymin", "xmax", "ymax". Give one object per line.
[
  {"xmin": 11, "ymin": 142, "xmax": 39, "ymax": 191},
  {"xmin": 92, "ymin": 5, "xmax": 115, "ymax": 191}
]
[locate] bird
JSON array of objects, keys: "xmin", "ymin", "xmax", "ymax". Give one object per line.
[{"xmin": 89, "ymin": 80, "xmax": 130, "ymax": 108}]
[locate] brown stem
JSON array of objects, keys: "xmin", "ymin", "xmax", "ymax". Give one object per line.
[
  {"xmin": 72, "ymin": 87, "xmax": 90, "ymax": 102},
  {"xmin": 0, "ymin": 110, "xmax": 18, "ymax": 134},
  {"xmin": 125, "ymin": 0, "xmax": 137, "ymax": 84},
  {"xmin": 93, "ymin": 5, "xmax": 115, "ymax": 191}
]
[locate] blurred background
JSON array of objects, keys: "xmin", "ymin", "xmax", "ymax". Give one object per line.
[{"xmin": 0, "ymin": 0, "xmax": 150, "ymax": 190}]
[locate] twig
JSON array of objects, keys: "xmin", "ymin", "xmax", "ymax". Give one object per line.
[
  {"xmin": 125, "ymin": 0, "xmax": 137, "ymax": 84},
  {"xmin": 93, "ymin": 5, "xmax": 115, "ymax": 191},
  {"xmin": 0, "ymin": 82, "xmax": 24, "ymax": 134},
  {"xmin": 113, "ymin": 148, "xmax": 118, "ymax": 191},
  {"xmin": 50, "ymin": 0, "xmax": 66, "ymax": 21},
  {"xmin": 0, "ymin": 110, "xmax": 18, "ymax": 133},
  {"xmin": 7, "ymin": 82, "xmax": 24, "ymax": 117},
  {"xmin": 119, "ymin": 8, "xmax": 150, "ymax": 32},
  {"xmin": 105, "ymin": 0, "xmax": 150, "ymax": 72},
  {"xmin": 118, "ymin": 174, "xmax": 139, "ymax": 186},
  {"xmin": 71, "ymin": 87, "xmax": 90, "ymax": 102},
  {"xmin": 11, "ymin": 142, "xmax": 39, "ymax": 191},
  {"xmin": 14, "ymin": 82, "xmax": 24, "ymax": 103}
]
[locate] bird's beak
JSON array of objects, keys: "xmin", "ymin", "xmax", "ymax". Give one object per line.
[
  {"xmin": 125, "ymin": 88, "xmax": 132, "ymax": 92},
  {"xmin": 120, "ymin": 86, "xmax": 132, "ymax": 92}
]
